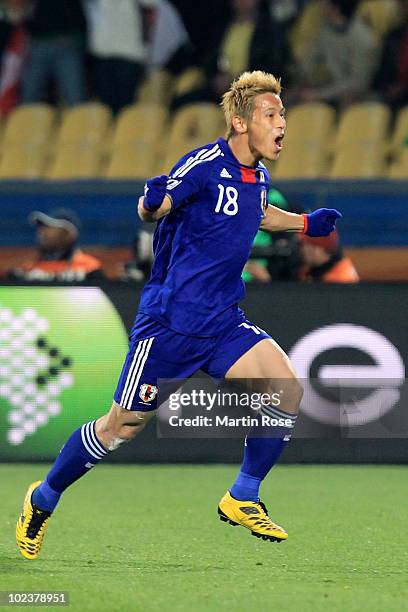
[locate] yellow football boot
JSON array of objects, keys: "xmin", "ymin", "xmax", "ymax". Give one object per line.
[
  {"xmin": 218, "ymin": 491, "xmax": 288, "ymax": 542},
  {"xmin": 16, "ymin": 481, "xmax": 51, "ymax": 560}
]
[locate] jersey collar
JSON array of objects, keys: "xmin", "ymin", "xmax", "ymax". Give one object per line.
[{"xmin": 216, "ymin": 138, "xmax": 264, "ymax": 183}]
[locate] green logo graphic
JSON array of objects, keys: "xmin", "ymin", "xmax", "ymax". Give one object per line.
[{"xmin": 0, "ymin": 287, "xmax": 129, "ymax": 459}]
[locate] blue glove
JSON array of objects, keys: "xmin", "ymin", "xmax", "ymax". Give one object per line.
[
  {"xmin": 143, "ymin": 175, "xmax": 168, "ymax": 211},
  {"xmin": 304, "ymin": 208, "xmax": 342, "ymax": 237}
]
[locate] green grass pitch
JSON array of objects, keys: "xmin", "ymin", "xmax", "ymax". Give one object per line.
[{"xmin": 1, "ymin": 464, "xmax": 408, "ymax": 612}]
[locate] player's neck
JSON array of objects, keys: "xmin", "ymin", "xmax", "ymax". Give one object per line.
[{"xmin": 227, "ymin": 136, "xmax": 259, "ymax": 167}]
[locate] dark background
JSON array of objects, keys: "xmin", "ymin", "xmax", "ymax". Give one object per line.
[{"xmin": 104, "ymin": 281, "xmax": 408, "ymax": 463}]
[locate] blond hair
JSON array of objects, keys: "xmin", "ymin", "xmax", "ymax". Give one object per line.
[{"xmin": 221, "ymin": 71, "xmax": 281, "ymax": 139}]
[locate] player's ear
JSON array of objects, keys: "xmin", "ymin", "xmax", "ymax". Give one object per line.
[{"xmin": 231, "ymin": 114, "xmax": 248, "ymax": 134}]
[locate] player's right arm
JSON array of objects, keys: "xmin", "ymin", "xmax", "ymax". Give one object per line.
[
  {"xmin": 137, "ymin": 195, "xmax": 172, "ymax": 222},
  {"xmin": 137, "ymin": 174, "xmax": 172, "ymax": 223},
  {"xmin": 138, "ymin": 151, "xmax": 210, "ymax": 222}
]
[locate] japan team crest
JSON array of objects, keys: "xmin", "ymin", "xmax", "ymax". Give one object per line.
[{"xmin": 139, "ymin": 384, "xmax": 158, "ymax": 403}]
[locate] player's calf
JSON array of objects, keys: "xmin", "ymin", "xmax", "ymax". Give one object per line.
[
  {"xmin": 33, "ymin": 402, "xmax": 154, "ymax": 511},
  {"xmin": 96, "ymin": 401, "xmax": 155, "ymax": 450}
]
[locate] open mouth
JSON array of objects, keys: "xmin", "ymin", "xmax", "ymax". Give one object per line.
[{"xmin": 275, "ymin": 135, "xmax": 284, "ymax": 150}]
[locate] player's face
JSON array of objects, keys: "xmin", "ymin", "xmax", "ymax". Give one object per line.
[{"xmin": 247, "ymin": 93, "xmax": 286, "ymax": 162}]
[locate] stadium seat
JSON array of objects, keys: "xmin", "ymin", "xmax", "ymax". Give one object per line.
[
  {"xmin": 274, "ymin": 146, "xmax": 329, "ymax": 179},
  {"xmin": 160, "ymin": 103, "xmax": 224, "ymax": 173},
  {"xmin": 138, "ymin": 70, "xmax": 174, "ymax": 106},
  {"xmin": 47, "ymin": 144, "xmax": 103, "ymax": 180},
  {"xmin": 388, "ymin": 148, "xmax": 408, "ymax": 179},
  {"xmin": 390, "ymin": 105, "xmax": 408, "ymax": 159},
  {"xmin": 271, "ymin": 103, "xmax": 334, "ymax": 178},
  {"xmin": 56, "ymin": 103, "xmax": 112, "ymax": 150},
  {"xmin": 105, "ymin": 143, "xmax": 157, "ymax": 179},
  {"xmin": 0, "ymin": 144, "xmax": 48, "ymax": 179},
  {"xmin": 111, "ymin": 103, "xmax": 168, "ymax": 150},
  {"xmin": 2, "ymin": 104, "xmax": 56, "ymax": 148},
  {"xmin": 289, "ymin": 0, "xmax": 323, "ymax": 60},
  {"xmin": 284, "ymin": 103, "xmax": 335, "ymax": 146},
  {"xmin": 330, "ymin": 143, "xmax": 386, "ymax": 178},
  {"xmin": 107, "ymin": 103, "xmax": 169, "ymax": 178},
  {"xmin": 357, "ymin": 0, "xmax": 400, "ymax": 41},
  {"xmin": 335, "ymin": 103, "xmax": 391, "ymax": 149}
]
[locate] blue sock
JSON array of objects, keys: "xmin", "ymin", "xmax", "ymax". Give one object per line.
[
  {"xmin": 230, "ymin": 406, "xmax": 297, "ymax": 502},
  {"xmin": 32, "ymin": 420, "xmax": 107, "ymax": 512}
]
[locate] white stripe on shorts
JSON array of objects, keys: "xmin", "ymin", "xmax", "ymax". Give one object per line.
[
  {"xmin": 124, "ymin": 337, "xmax": 155, "ymax": 409},
  {"xmin": 120, "ymin": 339, "xmax": 146, "ymax": 406},
  {"xmin": 121, "ymin": 337, "xmax": 155, "ymax": 409}
]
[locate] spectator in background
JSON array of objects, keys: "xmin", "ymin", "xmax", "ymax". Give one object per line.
[
  {"xmin": 299, "ymin": 231, "xmax": 359, "ymax": 283},
  {"xmin": 174, "ymin": 0, "xmax": 296, "ymax": 106},
  {"xmin": 169, "ymin": 0, "xmax": 230, "ymax": 72},
  {"xmin": 0, "ymin": 0, "xmax": 28, "ymax": 114},
  {"xmin": 373, "ymin": 0, "xmax": 408, "ymax": 109},
  {"xmin": 0, "ymin": 1, "xmax": 22, "ymax": 59},
  {"xmin": 119, "ymin": 225, "xmax": 154, "ymax": 282},
  {"xmin": 243, "ymin": 188, "xmax": 301, "ymax": 283},
  {"xmin": 242, "ymin": 229, "xmax": 273, "ymax": 283},
  {"xmin": 147, "ymin": 0, "xmax": 190, "ymax": 73},
  {"xmin": 205, "ymin": 0, "xmax": 293, "ymax": 94},
  {"xmin": 84, "ymin": 0, "xmax": 157, "ymax": 114},
  {"xmin": 20, "ymin": 0, "xmax": 87, "ymax": 106},
  {"xmin": 290, "ymin": 0, "xmax": 378, "ymax": 108},
  {"xmin": 8, "ymin": 208, "xmax": 103, "ymax": 282}
]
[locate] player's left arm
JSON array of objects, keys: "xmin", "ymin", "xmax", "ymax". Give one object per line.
[
  {"xmin": 260, "ymin": 205, "xmax": 304, "ymax": 232},
  {"xmin": 260, "ymin": 205, "xmax": 342, "ymax": 236}
]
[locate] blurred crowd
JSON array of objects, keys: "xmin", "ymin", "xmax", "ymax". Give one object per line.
[
  {"xmin": 5, "ymin": 189, "xmax": 359, "ymax": 284},
  {"xmin": 0, "ymin": 0, "xmax": 406, "ymax": 115},
  {"xmin": 2, "ymin": 0, "xmax": 395, "ymax": 284}
]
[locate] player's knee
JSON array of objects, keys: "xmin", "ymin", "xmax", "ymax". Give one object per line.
[
  {"xmin": 289, "ymin": 378, "xmax": 303, "ymax": 413},
  {"xmin": 278, "ymin": 378, "xmax": 303, "ymax": 414}
]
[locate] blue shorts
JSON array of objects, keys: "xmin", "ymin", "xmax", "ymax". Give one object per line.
[{"xmin": 114, "ymin": 313, "xmax": 271, "ymax": 411}]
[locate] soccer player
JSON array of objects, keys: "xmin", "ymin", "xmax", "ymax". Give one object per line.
[{"xmin": 16, "ymin": 71, "xmax": 341, "ymax": 559}]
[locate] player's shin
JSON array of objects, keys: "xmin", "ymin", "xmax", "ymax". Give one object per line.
[
  {"xmin": 32, "ymin": 420, "xmax": 108, "ymax": 512},
  {"xmin": 230, "ymin": 405, "xmax": 298, "ymax": 502}
]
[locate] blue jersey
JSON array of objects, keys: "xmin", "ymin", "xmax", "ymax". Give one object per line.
[{"xmin": 139, "ymin": 137, "xmax": 270, "ymax": 337}]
